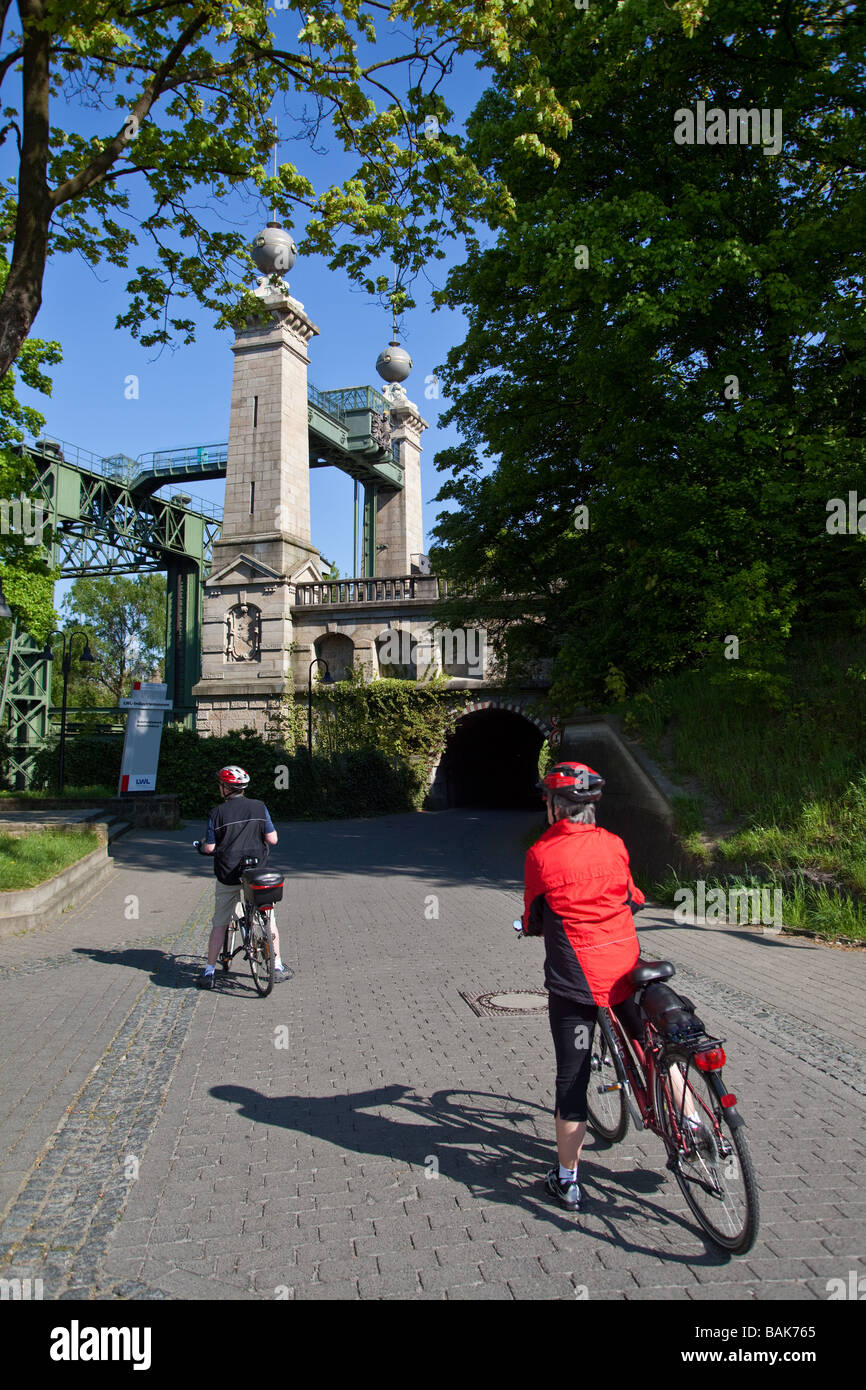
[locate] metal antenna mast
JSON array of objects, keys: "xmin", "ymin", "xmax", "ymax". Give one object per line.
[{"xmin": 271, "ymin": 117, "xmax": 278, "ymax": 221}]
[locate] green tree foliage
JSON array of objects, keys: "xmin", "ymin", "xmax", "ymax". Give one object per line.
[
  {"xmin": 429, "ymin": 0, "xmax": 866, "ymax": 709},
  {"xmin": 56, "ymin": 573, "xmax": 166, "ymax": 705},
  {"xmin": 0, "ymin": 250, "xmax": 60, "ymax": 640},
  {"xmin": 313, "ymin": 664, "xmax": 458, "ymax": 798},
  {"xmin": 0, "ymin": 0, "xmax": 566, "ymax": 379}
]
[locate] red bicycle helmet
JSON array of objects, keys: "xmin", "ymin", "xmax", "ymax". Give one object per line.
[
  {"xmin": 217, "ymin": 765, "xmax": 250, "ymax": 789},
  {"xmin": 538, "ymin": 761, "xmax": 604, "ymax": 802}
]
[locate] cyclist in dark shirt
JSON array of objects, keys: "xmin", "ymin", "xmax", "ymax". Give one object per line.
[{"xmin": 195, "ymin": 765, "xmax": 288, "ymax": 989}]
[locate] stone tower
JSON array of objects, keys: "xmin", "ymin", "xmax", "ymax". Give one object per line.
[
  {"xmin": 192, "ymin": 228, "xmax": 431, "ymax": 742},
  {"xmin": 192, "ymin": 229, "xmax": 325, "ymax": 740},
  {"xmin": 376, "ymin": 381, "xmax": 426, "ymax": 576}
]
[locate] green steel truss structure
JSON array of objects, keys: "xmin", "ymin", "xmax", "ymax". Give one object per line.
[{"xmin": 1, "ymin": 383, "xmax": 402, "ymax": 785}]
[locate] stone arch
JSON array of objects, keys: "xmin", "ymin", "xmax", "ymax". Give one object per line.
[
  {"xmin": 314, "ymin": 631, "xmax": 355, "ymax": 681},
  {"xmin": 438, "ymin": 626, "xmax": 486, "ymax": 679},
  {"xmin": 428, "ymin": 699, "xmax": 550, "ymax": 809},
  {"xmin": 458, "ymin": 697, "xmax": 552, "ymax": 738},
  {"xmin": 375, "ymin": 625, "xmax": 418, "ymax": 680}
]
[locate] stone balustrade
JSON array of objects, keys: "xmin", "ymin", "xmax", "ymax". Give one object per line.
[{"xmin": 292, "ymin": 575, "xmax": 447, "ymax": 607}]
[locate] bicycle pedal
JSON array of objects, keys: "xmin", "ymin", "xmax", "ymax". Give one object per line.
[{"xmin": 598, "ymin": 1083, "xmax": 623, "ymax": 1093}]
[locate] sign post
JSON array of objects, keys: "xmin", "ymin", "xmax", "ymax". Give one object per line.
[{"xmin": 118, "ymin": 682, "xmax": 173, "ymax": 794}]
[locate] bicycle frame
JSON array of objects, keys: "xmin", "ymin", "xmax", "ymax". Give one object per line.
[
  {"xmin": 596, "ymin": 1007, "xmax": 657, "ymax": 1129},
  {"xmin": 597, "ymin": 1007, "xmax": 737, "ymax": 1159},
  {"xmin": 223, "ymin": 909, "xmax": 250, "ymax": 964},
  {"xmin": 588, "ymin": 974, "xmax": 759, "ymax": 1254}
]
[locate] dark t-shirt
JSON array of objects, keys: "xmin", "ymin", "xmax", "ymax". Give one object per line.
[{"xmin": 206, "ymin": 795, "xmax": 275, "ymax": 885}]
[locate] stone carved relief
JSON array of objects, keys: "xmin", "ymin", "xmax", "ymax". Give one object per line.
[
  {"xmin": 225, "ymin": 603, "xmax": 262, "ymax": 662},
  {"xmin": 371, "ymin": 411, "xmax": 391, "ymax": 450}
]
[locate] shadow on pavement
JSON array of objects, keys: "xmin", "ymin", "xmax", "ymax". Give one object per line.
[
  {"xmin": 636, "ymin": 911, "xmax": 822, "ymax": 951},
  {"xmin": 108, "ymin": 810, "xmax": 539, "ymax": 889},
  {"xmin": 73, "ymin": 946, "xmax": 203, "ymax": 989},
  {"xmin": 73, "ymin": 945, "xmax": 295, "ymax": 995},
  {"xmin": 210, "ymin": 1081, "xmax": 733, "ymax": 1267}
]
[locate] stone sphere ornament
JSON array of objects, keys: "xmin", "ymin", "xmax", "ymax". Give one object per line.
[
  {"xmin": 376, "ymin": 340, "xmax": 412, "ymax": 383},
  {"xmin": 251, "ymin": 221, "xmax": 297, "ymax": 276}
]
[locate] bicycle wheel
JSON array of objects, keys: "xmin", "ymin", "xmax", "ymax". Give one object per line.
[
  {"xmin": 586, "ymin": 1013, "xmax": 629, "ymax": 1143},
  {"xmin": 654, "ymin": 1059, "xmax": 759, "ymax": 1255},
  {"xmin": 248, "ymin": 907, "xmax": 275, "ymax": 997}
]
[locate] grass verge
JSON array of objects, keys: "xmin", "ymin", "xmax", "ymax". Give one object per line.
[
  {"xmin": 0, "ymin": 829, "xmax": 102, "ymax": 892},
  {"xmin": 0, "ymin": 786, "xmax": 115, "ymax": 801},
  {"xmin": 620, "ymin": 626, "xmax": 866, "ymax": 943}
]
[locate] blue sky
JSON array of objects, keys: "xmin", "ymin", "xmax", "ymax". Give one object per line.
[{"xmin": 2, "ymin": 25, "xmax": 496, "ymax": 593}]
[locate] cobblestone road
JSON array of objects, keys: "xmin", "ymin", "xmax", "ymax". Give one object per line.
[{"xmin": 1, "ymin": 810, "xmax": 864, "ymax": 1300}]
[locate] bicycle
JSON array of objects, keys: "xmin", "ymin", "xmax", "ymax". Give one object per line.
[
  {"xmin": 585, "ymin": 958, "xmax": 759, "ymax": 1254},
  {"xmin": 194, "ymin": 845, "xmax": 282, "ymax": 997},
  {"xmin": 512, "ymin": 922, "xmax": 758, "ymax": 1253}
]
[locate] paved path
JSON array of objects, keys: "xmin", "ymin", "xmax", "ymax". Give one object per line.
[{"xmin": 0, "ymin": 810, "xmax": 863, "ymax": 1300}]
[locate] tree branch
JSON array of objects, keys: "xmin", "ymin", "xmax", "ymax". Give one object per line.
[
  {"xmin": 0, "ymin": 45, "xmax": 23, "ymax": 90},
  {"xmin": 49, "ymin": 6, "xmax": 213, "ymax": 208}
]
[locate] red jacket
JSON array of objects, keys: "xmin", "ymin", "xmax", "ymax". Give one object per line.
[{"xmin": 523, "ymin": 820, "xmax": 644, "ymax": 1006}]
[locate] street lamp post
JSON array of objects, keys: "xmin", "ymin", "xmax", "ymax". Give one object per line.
[
  {"xmin": 43, "ymin": 629, "xmax": 97, "ymax": 793},
  {"xmin": 307, "ymin": 657, "xmax": 333, "ymax": 758}
]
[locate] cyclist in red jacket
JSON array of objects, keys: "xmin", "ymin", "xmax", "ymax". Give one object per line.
[{"xmin": 521, "ymin": 762, "xmax": 644, "ymax": 1212}]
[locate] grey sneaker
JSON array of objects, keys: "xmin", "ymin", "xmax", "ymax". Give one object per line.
[
  {"xmin": 274, "ymin": 965, "xmax": 291, "ymax": 983},
  {"xmin": 545, "ymin": 1167, "xmax": 581, "ymax": 1212},
  {"xmin": 196, "ymin": 972, "xmax": 215, "ymax": 990}
]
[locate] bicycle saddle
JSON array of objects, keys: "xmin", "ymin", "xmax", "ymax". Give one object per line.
[{"xmin": 626, "ymin": 959, "xmax": 675, "ymax": 988}]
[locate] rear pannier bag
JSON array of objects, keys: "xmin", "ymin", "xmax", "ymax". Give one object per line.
[
  {"xmin": 241, "ymin": 871, "xmax": 284, "ymax": 906},
  {"xmin": 641, "ymin": 981, "xmax": 704, "ymax": 1044}
]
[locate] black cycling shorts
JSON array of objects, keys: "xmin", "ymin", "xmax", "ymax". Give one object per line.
[
  {"xmin": 547, "ymin": 993, "xmax": 598, "ymax": 1122},
  {"xmin": 548, "ymin": 990, "xmax": 643, "ymax": 1122}
]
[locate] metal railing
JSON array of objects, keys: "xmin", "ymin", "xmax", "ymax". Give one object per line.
[
  {"xmin": 308, "ymin": 383, "xmax": 389, "ymax": 419},
  {"xmin": 136, "ymin": 443, "xmax": 228, "ymax": 474}
]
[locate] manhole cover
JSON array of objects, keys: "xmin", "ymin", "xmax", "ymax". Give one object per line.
[{"xmin": 460, "ymin": 989, "xmax": 548, "ymax": 1017}]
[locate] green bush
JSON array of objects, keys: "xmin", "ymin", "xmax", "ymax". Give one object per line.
[
  {"xmin": 29, "ymin": 734, "xmax": 123, "ymax": 791},
  {"xmin": 25, "ymin": 725, "xmax": 416, "ymax": 819},
  {"xmin": 17, "ymin": 676, "xmax": 468, "ymax": 820},
  {"xmin": 157, "ymin": 726, "xmax": 415, "ymax": 820}
]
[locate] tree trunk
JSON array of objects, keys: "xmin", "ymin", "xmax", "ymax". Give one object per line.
[{"xmin": 0, "ymin": 0, "xmax": 51, "ymax": 381}]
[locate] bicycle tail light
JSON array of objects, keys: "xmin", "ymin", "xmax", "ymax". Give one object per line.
[{"xmin": 695, "ymin": 1046, "xmax": 726, "ymax": 1071}]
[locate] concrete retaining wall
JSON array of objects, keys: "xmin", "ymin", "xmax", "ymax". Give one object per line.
[
  {"xmin": 0, "ymin": 835, "xmax": 115, "ymax": 937},
  {"xmin": 556, "ymin": 715, "xmax": 692, "ymax": 882}
]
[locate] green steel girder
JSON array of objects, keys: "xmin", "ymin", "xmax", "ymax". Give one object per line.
[
  {"xmin": 21, "ymin": 450, "xmax": 220, "ymax": 578},
  {"xmin": 0, "ymin": 622, "xmax": 51, "ymax": 788},
  {"xmin": 164, "ymin": 557, "xmax": 202, "ymax": 720},
  {"xmin": 362, "ymin": 482, "xmax": 378, "ymax": 578}
]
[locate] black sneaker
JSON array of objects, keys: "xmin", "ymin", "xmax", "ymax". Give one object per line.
[
  {"xmin": 196, "ymin": 972, "xmax": 215, "ymax": 989},
  {"xmin": 545, "ymin": 1167, "xmax": 581, "ymax": 1212}
]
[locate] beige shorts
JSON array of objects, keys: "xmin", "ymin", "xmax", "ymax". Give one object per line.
[
  {"xmin": 213, "ymin": 880, "xmax": 244, "ymax": 930},
  {"xmin": 213, "ymin": 880, "xmax": 279, "ymax": 930}
]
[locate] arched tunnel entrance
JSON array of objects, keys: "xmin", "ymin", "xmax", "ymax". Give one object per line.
[{"xmin": 442, "ymin": 709, "xmax": 544, "ymax": 809}]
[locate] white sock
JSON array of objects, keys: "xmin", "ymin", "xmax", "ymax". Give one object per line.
[
  {"xmin": 559, "ymin": 1163, "xmax": 578, "ymax": 1185},
  {"xmin": 204, "ymin": 964, "xmax": 216, "ymax": 976},
  {"xmin": 275, "ymin": 957, "xmax": 283, "ymax": 971}
]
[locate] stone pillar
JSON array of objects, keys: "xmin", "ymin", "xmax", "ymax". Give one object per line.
[
  {"xmin": 192, "ymin": 283, "xmax": 324, "ymax": 740},
  {"xmin": 375, "ymin": 382, "xmax": 427, "ymax": 576},
  {"xmin": 216, "ymin": 288, "xmax": 320, "ymax": 575}
]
